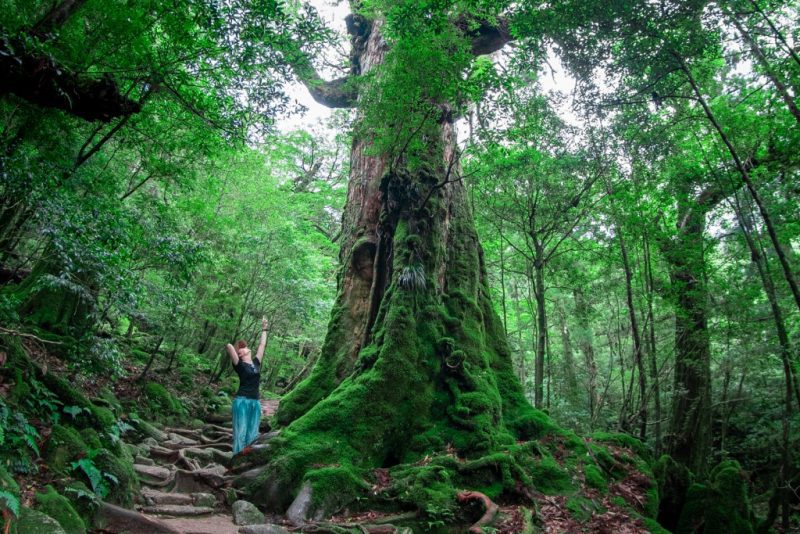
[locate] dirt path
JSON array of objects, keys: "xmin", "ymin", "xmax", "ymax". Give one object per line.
[{"xmin": 106, "ymin": 398, "xmax": 283, "ymax": 534}]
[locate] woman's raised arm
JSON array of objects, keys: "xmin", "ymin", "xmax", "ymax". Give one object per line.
[
  {"xmin": 226, "ymin": 343, "xmax": 239, "ymax": 366},
  {"xmin": 255, "ymin": 317, "xmax": 268, "ymax": 363}
]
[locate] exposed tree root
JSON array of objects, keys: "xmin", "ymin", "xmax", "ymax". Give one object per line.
[{"xmin": 457, "ymin": 491, "xmax": 499, "ymax": 534}]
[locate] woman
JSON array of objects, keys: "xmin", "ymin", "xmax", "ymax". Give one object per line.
[{"xmin": 226, "ymin": 317, "xmax": 268, "ymax": 454}]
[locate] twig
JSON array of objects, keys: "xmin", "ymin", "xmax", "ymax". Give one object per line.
[{"xmin": 0, "ymin": 327, "xmax": 63, "ymax": 344}]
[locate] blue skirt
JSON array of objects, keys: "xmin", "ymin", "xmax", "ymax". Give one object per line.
[{"xmin": 232, "ymin": 396, "xmax": 261, "ymax": 454}]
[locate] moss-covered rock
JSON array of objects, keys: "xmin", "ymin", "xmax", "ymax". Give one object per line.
[
  {"xmin": 45, "ymin": 425, "xmax": 88, "ymax": 473},
  {"xmin": 93, "ymin": 448, "xmax": 138, "ymax": 507},
  {"xmin": 676, "ymin": 460, "xmax": 756, "ymax": 534},
  {"xmin": 34, "ymin": 485, "xmax": 86, "ymax": 534},
  {"xmin": 143, "ymin": 382, "xmax": 184, "ymax": 418},
  {"xmin": 583, "ymin": 463, "xmax": 606, "ymax": 491},
  {"xmin": 653, "ymin": 454, "xmax": 692, "ymax": 532},
  {"xmin": 12, "ymin": 507, "xmax": 67, "ymax": 534},
  {"xmin": 62, "ymin": 481, "xmax": 98, "ymax": 526}
]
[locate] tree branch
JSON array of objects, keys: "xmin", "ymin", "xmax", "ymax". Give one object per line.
[
  {"xmin": 457, "ymin": 16, "xmax": 513, "ymax": 56},
  {"xmin": 0, "ymin": 37, "xmax": 141, "ymax": 122}
]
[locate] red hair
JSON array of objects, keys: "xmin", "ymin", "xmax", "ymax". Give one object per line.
[{"xmin": 236, "ymin": 340, "xmax": 248, "ymax": 349}]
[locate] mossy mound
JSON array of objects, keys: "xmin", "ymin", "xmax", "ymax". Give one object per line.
[
  {"xmin": 676, "ymin": 460, "xmax": 757, "ymax": 534},
  {"xmin": 34, "ymin": 485, "xmax": 86, "ymax": 534},
  {"xmin": 11, "ymin": 507, "xmax": 67, "ymax": 534},
  {"xmin": 93, "ymin": 448, "xmax": 138, "ymax": 507},
  {"xmin": 143, "ymin": 381, "xmax": 185, "ymax": 418},
  {"xmin": 45, "ymin": 425, "xmax": 88, "ymax": 474},
  {"xmin": 62, "ymin": 481, "xmax": 99, "ymax": 526}
]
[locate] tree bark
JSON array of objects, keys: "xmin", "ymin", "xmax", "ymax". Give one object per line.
[
  {"xmin": 532, "ymin": 255, "xmax": 547, "ymax": 408},
  {"xmin": 664, "ymin": 184, "xmax": 712, "ymax": 476}
]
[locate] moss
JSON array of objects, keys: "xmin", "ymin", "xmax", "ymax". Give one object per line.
[
  {"xmin": 676, "ymin": 460, "xmax": 755, "ymax": 534},
  {"xmin": 79, "ymin": 429, "xmax": 102, "ymax": 451},
  {"xmin": 93, "ymin": 448, "xmax": 138, "ymax": 507},
  {"xmin": 652, "ymin": 454, "xmax": 692, "ymax": 532},
  {"xmin": 12, "ymin": 506, "xmax": 67, "ymax": 534},
  {"xmin": 34, "ymin": 485, "xmax": 86, "ymax": 534},
  {"xmin": 566, "ymin": 495, "xmax": 597, "ymax": 522},
  {"xmin": 592, "ymin": 432, "xmax": 651, "ymax": 462},
  {"xmin": 642, "ymin": 517, "xmax": 671, "ymax": 534},
  {"xmin": 583, "ymin": 463, "xmax": 606, "ymax": 491},
  {"xmin": 143, "ymin": 381, "xmax": 184, "ymax": 418},
  {"xmin": 45, "ymin": 425, "xmax": 87, "ymax": 473},
  {"xmin": 10, "ymin": 368, "xmax": 31, "ymax": 405},
  {"xmin": 530, "ymin": 455, "xmax": 573, "ymax": 495},
  {"xmin": 97, "ymin": 389, "xmax": 122, "ymax": 415},
  {"xmin": 88, "ymin": 406, "xmax": 115, "ymax": 430},
  {"xmin": 305, "ymin": 466, "xmax": 371, "ymax": 517},
  {"xmin": 62, "ymin": 481, "xmax": 98, "ymax": 525}
]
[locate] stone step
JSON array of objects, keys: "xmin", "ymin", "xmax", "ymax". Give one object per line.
[
  {"xmin": 140, "ymin": 504, "xmax": 216, "ymax": 517},
  {"xmin": 135, "ymin": 464, "xmax": 173, "ymax": 484},
  {"xmin": 140, "ymin": 489, "xmax": 193, "ymax": 506}
]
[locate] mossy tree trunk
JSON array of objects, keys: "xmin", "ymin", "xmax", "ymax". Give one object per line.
[
  {"xmin": 241, "ymin": 18, "xmax": 546, "ymax": 519},
  {"xmin": 663, "ymin": 180, "xmax": 727, "ymax": 476}
]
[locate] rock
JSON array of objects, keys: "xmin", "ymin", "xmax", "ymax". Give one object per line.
[
  {"xmin": 15, "ymin": 507, "xmax": 67, "ymax": 534},
  {"xmin": 135, "ymin": 455, "xmax": 155, "ymax": 466},
  {"xmin": 191, "ymin": 492, "xmax": 217, "ymax": 508},
  {"xmin": 94, "ymin": 501, "xmax": 181, "ymax": 533},
  {"xmin": 286, "ymin": 482, "xmax": 314, "ymax": 526},
  {"xmin": 238, "ymin": 525, "xmax": 290, "ymax": 534},
  {"xmin": 140, "ymin": 504, "xmax": 215, "ymax": 516},
  {"xmin": 232, "ymin": 500, "xmax": 265, "ymax": 526},
  {"xmin": 140, "ymin": 488, "xmax": 192, "ymax": 506},
  {"xmin": 142, "ymin": 437, "xmax": 159, "ymax": 448},
  {"xmin": 134, "ymin": 464, "xmax": 172, "ymax": 482}
]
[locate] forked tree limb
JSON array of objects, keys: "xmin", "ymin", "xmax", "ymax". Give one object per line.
[{"xmin": 297, "ymin": 14, "xmax": 512, "ymax": 109}]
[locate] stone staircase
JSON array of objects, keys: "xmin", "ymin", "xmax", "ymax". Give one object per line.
[{"xmin": 100, "ymin": 399, "xmax": 283, "ymax": 534}]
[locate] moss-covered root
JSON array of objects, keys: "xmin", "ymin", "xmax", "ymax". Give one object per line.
[
  {"xmin": 675, "ymin": 459, "xmax": 757, "ymax": 534},
  {"xmin": 34, "ymin": 485, "xmax": 86, "ymax": 534}
]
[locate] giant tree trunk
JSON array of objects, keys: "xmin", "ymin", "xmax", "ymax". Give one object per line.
[{"xmin": 239, "ymin": 21, "xmax": 546, "ymax": 520}]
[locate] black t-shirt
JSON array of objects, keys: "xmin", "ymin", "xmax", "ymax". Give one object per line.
[{"xmin": 233, "ymin": 358, "xmax": 261, "ymax": 399}]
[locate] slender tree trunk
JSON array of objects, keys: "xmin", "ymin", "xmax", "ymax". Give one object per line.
[
  {"xmin": 617, "ymin": 225, "xmax": 647, "ymax": 439},
  {"xmin": 574, "ymin": 287, "xmax": 599, "ymax": 426},
  {"xmin": 728, "ymin": 13, "xmax": 800, "ymax": 124},
  {"xmin": 747, "ymin": 0, "xmax": 800, "ymax": 69},
  {"xmin": 556, "ymin": 301, "xmax": 579, "ymax": 404},
  {"xmin": 733, "ymin": 194, "xmax": 795, "ymax": 529},
  {"xmin": 678, "ymin": 56, "xmax": 800, "ymax": 316},
  {"xmin": 643, "ymin": 232, "xmax": 662, "ymax": 454},
  {"xmin": 533, "ymin": 255, "xmax": 547, "ymax": 408}
]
